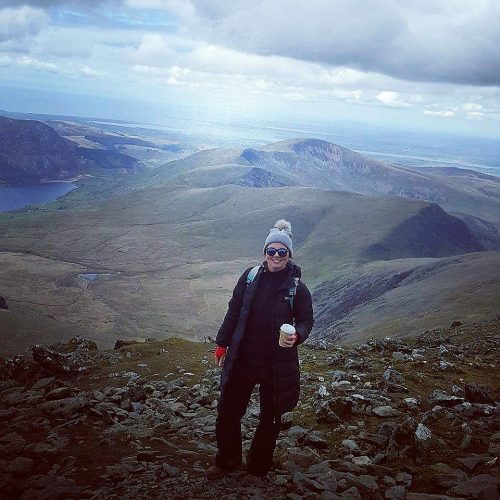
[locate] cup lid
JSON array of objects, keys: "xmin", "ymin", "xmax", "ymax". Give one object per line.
[{"xmin": 280, "ymin": 323, "xmax": 296, "ymax": 334}]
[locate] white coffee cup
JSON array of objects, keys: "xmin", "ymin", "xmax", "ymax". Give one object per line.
[{"xmin": 279, "ymin": 323, "xmax": 296, "ymax": 347}]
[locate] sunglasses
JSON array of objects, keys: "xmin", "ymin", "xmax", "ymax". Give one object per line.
[{"xmin": 265, "ymin": 247, "xmax": 289, "ymax": 257}]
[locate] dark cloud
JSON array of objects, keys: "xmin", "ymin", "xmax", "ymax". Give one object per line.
[
  {"xmin": 183, "ymin": 0, "xmax": 500, "ymax": 87},
  {"xmin": 0, "ymin": 1, "xmax": 104, "ymax": 5},
  {"xmin": 0, "ymin": 5, "xmax": 49, "ymax": 42}
]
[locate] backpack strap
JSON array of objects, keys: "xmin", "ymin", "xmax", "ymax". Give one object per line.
[
  {"xmin": 289, "ymin": 277, "xmax": 300, "ymax": 310},
  {"xmin": 246, "ymin": 265, "xmax": 261, "ymax": 285},
  {"xmin": 247, "ymin": 266, "xmax": 299, "ymax": 313}
]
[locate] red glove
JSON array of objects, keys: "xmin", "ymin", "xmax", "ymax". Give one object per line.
[{"xmin": 214, "ymin": 346, "xmax": 226, "ymax": 364}]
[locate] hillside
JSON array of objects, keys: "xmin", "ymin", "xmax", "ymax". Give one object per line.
[
  {"xmin": 0, "ymin": 116, "xmax": 142, "ymax": 186},
  {"xmin": 1, "ymin": 182, "xmax": 498, "ymax": 355},
  {"xmin": 0, "ymin": 116, "xmax": 83, "ymax": 185},
  {"xmin": 147, "ymin": 138, "xmax": 500, "ymax": 231},
  {"xmin": 0, "ymin": 127, "xmax": 499, "ymax": 353},
  {"xmin": 0, "ymin": 320, "xmax": 498, "ymax": 498}
]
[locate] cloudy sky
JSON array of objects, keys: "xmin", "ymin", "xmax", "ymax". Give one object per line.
[{"xmin": 1, "ymin": 0, "xmax": 499, "ymax": 137}]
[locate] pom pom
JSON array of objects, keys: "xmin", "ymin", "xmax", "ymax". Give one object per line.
[{"xmin": 274, "ymin": 219, "xmax": 292, "ymax": 233}]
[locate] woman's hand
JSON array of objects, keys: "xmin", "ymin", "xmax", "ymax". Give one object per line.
[
  {"xmin": 280, "ymin": 333, "xmax": 297, "ymax": 348},
  {"xmin": 214, "ymin": 346, "xmax": 227, "ymax": 366}
]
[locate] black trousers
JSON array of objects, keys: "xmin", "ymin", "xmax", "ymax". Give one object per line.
[{"xmin": 215, "ymin": 363, "xmax": 282, "ymax": 475}]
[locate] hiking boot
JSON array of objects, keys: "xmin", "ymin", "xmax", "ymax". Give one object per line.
[{"xmin": 205, "ymin": 465, "xmax": 229, "ymax": 480}]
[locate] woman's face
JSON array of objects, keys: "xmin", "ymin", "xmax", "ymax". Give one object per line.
[{"xmin": 265, "ymin": 242, "xmax": 290, "ymax": 273}]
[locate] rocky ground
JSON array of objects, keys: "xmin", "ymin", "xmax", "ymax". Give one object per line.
[{"xmin": 0, "ymin": 320, "xmax": 499, "ymax": 499}]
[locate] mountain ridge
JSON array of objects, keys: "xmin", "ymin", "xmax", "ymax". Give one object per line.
[{"xmin": 0, "ymin": 116, "xmax": 141, "ymax": 186}]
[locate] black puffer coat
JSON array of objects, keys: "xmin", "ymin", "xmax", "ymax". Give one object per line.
[{"xmin": 215, "ymin": 261, "xmax": 314, "ymax": 415}]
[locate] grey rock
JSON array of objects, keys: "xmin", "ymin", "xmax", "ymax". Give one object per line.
[
  {"xmin": 0, "ymin": 408, "xmax": 17, "ymax": 421},
  {"xmin": 341, "ymin": 486, "xmax": 362, "ymax": 499},
  {"xmin": 281, "ymin": 412, "xmax": 294, "ymax": 429},
  {"xmin": 352, "ymin": 456, "xmax": 371, "ymax": 466},
  {"xmin": 373, "ymin": 406, "xmax": 400, "ymax": 417},
  {"xmin": 31, "ymin": 336, "xmax": 98, "ymax": 374},
  {"xmin": 383, "ymin": 368, "xmax": 404, "ymax": 385},
  {"xmin": 31, "ymin": 377, "xmax": 56, "ymax": 391},
  {"xmin": 289, "ymin": 426, "xmax": 309, "ymax": 440},
  {"xmin": 404, "ymin": 398, "xmax": 419, "ymax": 409},
  {"xmin": 2, "ymin": 388, "xmax": 26, "ymax": 405},
  {"xmin": 162, "ymin": 463, "xmax": 180, "ymax": 477},
  {"xmin": 40, "ymin": 395, "xmax": 88, "ymax": 418},
  {"xmin": 415, "ymin": 423, "xmax": 432, "ymax": 447},
  {"xmin": 283, "ymin": 460, "xmax": 301, "ymax": 475},
  {"xmin": 308, "ymin": 461, "xmax": 333, "ymax": 475},
  {"xmin": 392, "ymin": 352, "xmax": 412, "ymax": 362},
  {"xmin": 305, "ymin": 430, "xmax": 328, "ymax": 449},
  {"xmin": 395, "ymin": 472, "xmax": 412, "ymax": 486},
  {"xmin": 45, "ymin": 386, "xmax": 74, "ymax": 400},
  {"xmin": 464, "ymin": 383, "xmax": 495, "ymax": 404},
  {"xmin": 351, "ymin": 474, "xmax": 378, "ymax": 492},
  {"xmin": 0, "ymin": 432, "xmax": 26, "ymax": 454},
  {"xmin": 341, "ymin": 439, "xmax": 359, "ymax": 452},
  {"xmin": 359, "ymin": 432, "xmax": 388, "ymax": 447},
  {"xmin": 274, "ymin": 475, "xmax": 289, "ymax": 486},
  {"xmin": 27, "ymin": 442, "xmax": 58, "ymax": 457},
  {"xmin": 92, "ymin": 390, "xmax": 106, "ymax": 402},
  {"xmin": 429, "ymin": 390, "xmax": 464, "ymax": 407},
  {"xmin": 137, "ymin": 450, "xmax": 159, "ymax": 462},
  {"xmin": 385, "ymin": 485, "xmax": 406, "ymax": 499},
  {"xmin": 9, "ymin": 457, "xmax": 34, "ymax": 476},
  {"xmin": 406, "ymin": 495, "xmax": 459, "ymax": 500},
  {"xmin": 448, "ymin": 474, "xmax": 500, "ymax": 499},
  {"xmin": 30, "ymin": 476, "xmax": 82, "ymax": 500},
  {"xmin": 455, "ymin": 455, "xmax": 484, "ymax": 472},
  {"xmin": 321, "ymin": 492, "xmax": 340, "ymax": 500},
  {"xmin": 438, "ymin": 360, "xmax": 454, "ymax": 371}
]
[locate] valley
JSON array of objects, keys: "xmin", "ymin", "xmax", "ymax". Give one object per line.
[{"xmin": 0, "ymin": 116, "xmax": 499, "ymax": 356}]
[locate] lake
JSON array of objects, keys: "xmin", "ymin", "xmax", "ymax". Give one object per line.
[{"xmin": 0, "ymin": 183, "xmax": 77, "ymax": 212}]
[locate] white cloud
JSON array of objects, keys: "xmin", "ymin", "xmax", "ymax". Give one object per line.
[
  {"xmin": 125, "ymin": 0, "xmax": 196, "ymax": 19},
  {"xmin": 463, "ymin": 103, "xmax": 483, "ymax": 112},
  {"xmin": 0, "ymin": 0, "xmax": 498, "ymax": 135},
  {"xmin": 0, "ymin": 54, "xmax": 12, "ymax": 66},
  {"xmin": 0, "ymin": 6, "xmax": 49, "ymax": 42},
  {"xmin": 128, "ymin": 33, "xmax": 177, "ymax": 65},
  {"xmin": 423, "ymin": 110, "xmax": 456, "ymax": 118},
  {"xmin": 376, "ymin": 91, "xmax": 410, "ymax": 108},
  {"xmin": 153, "ymin": 0, "xmax": 500, "ymax": 87},
  {"xmin": 79, "ymin": 65, "xmax": 102, "ymax": 77},
  {"xmin": 17, "ymin": 55, "xmax": 59, "ymax": 73}
]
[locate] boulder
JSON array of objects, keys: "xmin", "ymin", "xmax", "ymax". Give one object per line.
[{"xmin": 31, "ymin": 336, "xmax": 99, "ymax": 374}]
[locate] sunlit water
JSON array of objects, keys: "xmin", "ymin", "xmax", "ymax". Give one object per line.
[{"xmin": 88, "ymin": 117, "xmax": 500, "ymax": 177}]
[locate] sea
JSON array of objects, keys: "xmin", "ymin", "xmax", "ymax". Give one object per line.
[{"xmin": 88, "ymin": 116, "xmax": 500, "ymax": 177}]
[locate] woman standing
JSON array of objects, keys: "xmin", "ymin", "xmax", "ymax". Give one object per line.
[{"xmin": 206, "ymin": 219, "xmax": 314, "ymax": 479}]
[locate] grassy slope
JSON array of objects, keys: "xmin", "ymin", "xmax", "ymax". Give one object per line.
[
  {"xmin": 1, "ymin": 135, "xmax": 499, "ymax": 355},
  {"xmin": 1, "ymin": 176, "xmax": 498, "ymax": 355}
]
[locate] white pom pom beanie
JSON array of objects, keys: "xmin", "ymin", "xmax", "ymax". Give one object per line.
[{"xmin": 263, "ymin": 219, "xmax": 293, "ymax": 257}]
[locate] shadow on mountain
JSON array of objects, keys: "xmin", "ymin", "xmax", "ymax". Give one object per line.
[
  {"xmin": 77, "ymin": 147, "xmax": 140, "ymax": 172},
  {"xmin": 235, "ymin": 167, "xmax": 293, "ymax": 187},
  {"xmin": 452, "ymin": 212, "xmax": 500, "ymax": 250},
  {"xmin": 364, "ymin": 203, "xmax": 483, "ymax": 260}
]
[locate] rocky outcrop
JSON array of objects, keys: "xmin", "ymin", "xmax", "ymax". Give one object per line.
[
  {"xmin": 0, "ymin": 116, "xmax": 141, "ymax": 186},
  {"xmin": 236, "ymin": 167, "xmax": 292, "ymax": 187},
  {"xmin": 0, "ymin": 320, "xmax": 498, "ymax": 498},
  {"xmin": 0, "ymin": 116, "xmax": 83, "ymax": 185}
]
